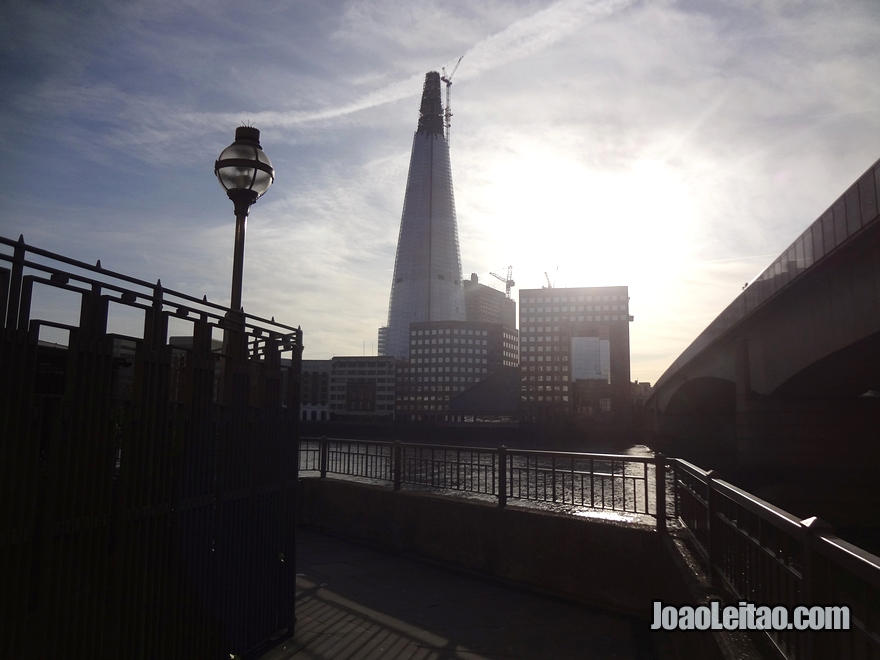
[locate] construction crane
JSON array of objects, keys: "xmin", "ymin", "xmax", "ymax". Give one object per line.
[
  {"xmin": 441, "ymin": 55, "xmax": 463, "ymax": 143},
  {"xmin": 490, "ymin": 266, "xmax": 515, "ymax": 298},
  {"xmin": 544, "ymin": 271, "xmax": 554, "ymax": 289}
]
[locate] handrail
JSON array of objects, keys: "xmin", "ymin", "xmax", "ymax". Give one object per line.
[
  {"xmin": 299, "ymin": 439, "xmax": 880, "ymax": 658},
  {"xmin": 298, "ymin": 437, "xmax": 662, "ymax": 524},
  {"xmin": 669, "ymin": 456, "xmax": 880, "ymax": 659}
]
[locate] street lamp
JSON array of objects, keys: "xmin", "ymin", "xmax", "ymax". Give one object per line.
[{"xmin": 214, "ymin": 126, "xmax": 275, "ymax": 314}]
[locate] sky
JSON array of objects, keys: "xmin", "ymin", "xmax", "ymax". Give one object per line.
[{"xmin": 2, "ymin": 0, "xmax": 879, "ymax": 384}]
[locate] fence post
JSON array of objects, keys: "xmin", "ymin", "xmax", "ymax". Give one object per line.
[
  {"xmin": 706, "ymin": 469, "xmax": 718, "ymax": 586},
  {"xmin": 497, "ymin": 446, "xmax": 507, "ymax": 508},
  {"xmin": 319, "ymin": 436, "xmax": 328, "ymax": 478},
  {"xmin": 7, "ymin": 235, "xmax": 26, "ymax": 330},
  {"xmin": 393, "ymin": 441, "xmax": 402, "ymax": 491},
  {"xmin": 655, "ymin": 452, "xmax": 666, "ymax": 534},
  {"xmin": 799, "ymin": 516, "xmax": 834, "ymax": 660}
]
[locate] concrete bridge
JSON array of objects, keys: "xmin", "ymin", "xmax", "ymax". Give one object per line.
[{"xmin": 647, "ymin": 158, "xmax": 880, "ymax": 471}]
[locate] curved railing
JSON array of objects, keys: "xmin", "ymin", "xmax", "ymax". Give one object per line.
[{"xmin": 301, "ymin": 438, "xmax": 880, "ymax": 658}]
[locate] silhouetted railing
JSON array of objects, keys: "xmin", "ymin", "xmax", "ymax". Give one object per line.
[
  {"xmin": 299, "ymin": 438, "xmax": 665, "ymax": 527},
  {"xmin": 673, "ymin": 459, "xmax": 880, "ymax": 660},
  {"xmin": 1, "ymin": 236, "xmax": 303, "ymax": 659},
  {"xmin": 300, "ymin": 438, "xmax": 880, "ymax": 658}
]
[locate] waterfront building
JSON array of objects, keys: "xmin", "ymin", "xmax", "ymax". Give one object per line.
[
  {"xmin": 301, "ymin": 359, "xmax": 331, "ymax": 421},
  {"xmin": 382, "ymin": 71, "xmax": 465, "ymax": 359},
  {"xmin": 328, "ymin": 355, "xmax": 402, "ymax": 421},
  {"xmin": 519, "ymin": 286, "xmax": 632, "ymax": 421},
  {"xmin": 396, "ymin": 320, "xmax": 518, "ymax": 421}
]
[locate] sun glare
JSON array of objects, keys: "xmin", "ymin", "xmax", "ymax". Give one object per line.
[{"xmin": 479, "ymin": 149, "xmax": 698, "ymax": 292}]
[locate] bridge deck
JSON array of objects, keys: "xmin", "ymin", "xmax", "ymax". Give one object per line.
[{"xmin": 259, "ymin": 527, "xmax": 665, "ymax": 659}]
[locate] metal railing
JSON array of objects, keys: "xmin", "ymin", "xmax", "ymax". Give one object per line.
[
  {"xmin": 1, "ymin": 235, "xmax": 303, "ymax": 659},
  {"xmin": 672, "ymin": 459, "xmax": 880, "ymax": 660},
  {"xmin": 300, "ymin": 438, "xmax": 880, "ymax": 658},
  {"xmin": 299, "ymin": 438, "xmax": 665, "ymax": 529}
]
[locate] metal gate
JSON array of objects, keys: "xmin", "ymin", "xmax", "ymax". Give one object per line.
[{"xmin": 0, "ymin": 235, "xmax": 302, "ymax": 658}]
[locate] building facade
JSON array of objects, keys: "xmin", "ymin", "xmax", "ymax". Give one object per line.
[
  {"xmin": 463, "ymin": 273, "xmax": 516, "ymax": 327},
  {"xmin": 519, "ymin": 286, "xmax": 632, "ymax": 421},
  {"xmin": 396, "ymin": 320, "xmax": 518, "ymax": 421},
  {"xmin": 382, "ymin": 71, "xmax": 466, "ymax": 359},
  {"xmin": 300, "ymin": 359, "xmax": 331, "ymax": 421},
  {"xmin": 328, "ymin": 356, "xmax": 401, "ymax": 421}
]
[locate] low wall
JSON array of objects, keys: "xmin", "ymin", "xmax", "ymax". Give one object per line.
[{"xmin": 299, "ymin": 477, "xmax": 662, "ymax": 617}]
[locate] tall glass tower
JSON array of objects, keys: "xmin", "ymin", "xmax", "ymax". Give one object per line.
[{"xmin": 382, "ymin": 71, "xmax": 465, "ymax": 359}]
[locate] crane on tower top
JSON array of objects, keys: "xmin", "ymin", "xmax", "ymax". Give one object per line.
[
  {"xmin": 441, "ymin": 55, "xmax": 463, "ymax": 143},
  {"xmin": 490, "ymin": 266, "xmax": 515, "ymax": 298}
]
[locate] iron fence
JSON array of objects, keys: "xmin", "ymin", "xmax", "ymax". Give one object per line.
[
  {"xmin": 672, "ymin": 459, "xmax": 880, "ymax": 660},
  {"xmin": 0, "ymin": 235, "xmax": 303, "ymax": 659},
  {"xmin": 299, "ymin": 437, "xmax": 664, "ymax": 526},
  {"xmin": 299, "ymin": 438, "xmax": 880, "ymax": 658}
]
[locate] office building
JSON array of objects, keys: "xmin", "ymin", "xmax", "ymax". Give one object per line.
[
  {"xmin": 328, "ymin": 356, "xmax": 401, "ymax": 421},
  {"xmin": 519, "ymin": 286, "xmax": 632, "ymax": 421},
  {"xmin": 396, "ymin": 320, "xmax": 518, "ymax": 421},
  {"xmin": 301, "ymin": 359, "xmax": 331, "ymax": 421}
]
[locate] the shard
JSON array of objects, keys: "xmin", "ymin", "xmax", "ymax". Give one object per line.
[{"xmin": 382, "ymin": 71, "xmax": 465, "ymax": 359}]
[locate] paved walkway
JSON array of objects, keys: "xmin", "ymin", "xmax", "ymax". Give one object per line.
[{"xmin": 259, "ymin": 528, "xmax": 666, "ymax": 659}]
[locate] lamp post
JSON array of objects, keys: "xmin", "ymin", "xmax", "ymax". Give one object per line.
[{"xmin": 214, "ymin": 126, "xmax": 275, "ymax": 315}]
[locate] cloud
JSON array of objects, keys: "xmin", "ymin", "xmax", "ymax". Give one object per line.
[{"xmin": 3, "ymin": 0, "xmax": 879, "ymax": 381}]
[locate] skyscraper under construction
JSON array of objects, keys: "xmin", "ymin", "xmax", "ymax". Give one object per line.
[{"xmin": 380, "ymin": 71, "xmax": 465, "ymax": 359}]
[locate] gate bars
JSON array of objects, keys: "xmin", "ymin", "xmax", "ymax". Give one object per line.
[{"xmin": 0, "ymin": 235, "xmax": 303, "ymax": 659}]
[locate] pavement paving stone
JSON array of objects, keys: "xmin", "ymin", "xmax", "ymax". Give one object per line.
[{"xmin": 259, "ymin": 527, "xmax": 664, "ymax": 659}]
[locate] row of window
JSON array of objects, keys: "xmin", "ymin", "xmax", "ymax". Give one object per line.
[
  {"xmin": 522, "ymin": 293, "xmax": 625, "ymax": 302},
  {"xmin": 525, "ymin": 385, "xmax": 570, "ymax": 392},
  {"xmin": 410, "ymin": 367, "xmax": 487, "ymax": 374},
  {"xmin": 521, "ymin": 304, "xmax": 625, "ymax": 313},
  {"xmin": 400, "ymin": 384, "xmax": 474, "ymax": 393},
  {"xmin": 414, "ymin": 328, "xmax": 489, "ymax": 336},
  {"xmin": 521, "ymin": 315, "xmax": 627, "ymax": 323},
  {"xmin": 413, "ymin": 347, "xmax": 486, "ymax": 355},
  {"xmin": 413, "ymin": 337, "xmax": 488, "ymax": 345},
  {"xmin": 333, "ymin": 362, "xmax": 395, "ymax": 369}
]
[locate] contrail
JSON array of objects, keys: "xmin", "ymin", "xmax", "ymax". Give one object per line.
[{"xmin": 188, "ymin": 0, "xmax": 635, "ymax": 130}]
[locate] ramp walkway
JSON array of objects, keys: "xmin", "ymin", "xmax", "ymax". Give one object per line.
[{"xmin": 259, "ymin": 527, "xmax": 665, "ymax": 659}]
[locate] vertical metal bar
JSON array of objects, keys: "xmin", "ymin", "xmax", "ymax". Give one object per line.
[
  {"xmin": 673, "ymin": 461, "xmax": 680, "ymax": 522},
  {"xmin": 319, "ymin": 436, "xmax": 328, "ymax": 478},
  {"xmin": 6, "ymin": 235, "xmax": 25, "ymax": 330},
  {"xmin": 611, "ymin": 459, "xmax": 616, "ymax": 510},
  {"xmin": 393, "ymin": 441, "xmax": 401, "ymax": 491},
  {"xmin": 551, "ymin": 455, "xmax": 557, "ymax": 502},
  {"xmin": 706, "ymin": 470, "xmax": 718, "ymax": 586},
  {"xmin": 655, "ymin": 453, "xmax": 666, "ymax": 534},
  {"xmin": 497, "ymin": 446, "xmax": 507, "ymax": 508},
  {"xmin": 589, "ymin": 457, "xmax": 594, "ymax": 507}
]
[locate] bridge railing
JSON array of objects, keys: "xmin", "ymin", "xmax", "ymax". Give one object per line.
[
  {"xmin": 299, "ymin": 438, "xmax": 666, "ymax": 528},
  {"xmin": 672, "ymin": 458, "xmax": 880, "ymax": 660}
]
